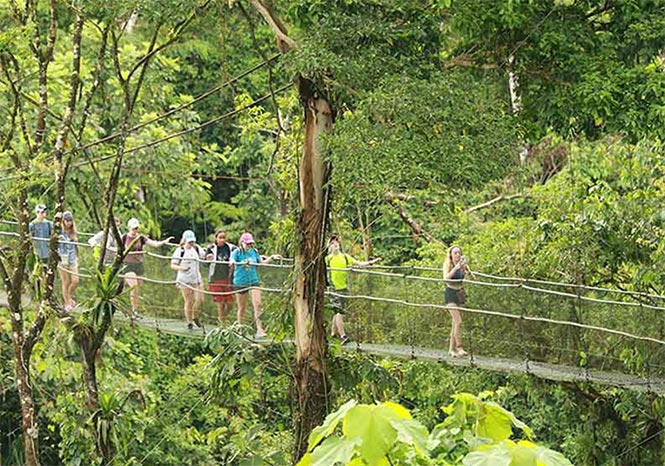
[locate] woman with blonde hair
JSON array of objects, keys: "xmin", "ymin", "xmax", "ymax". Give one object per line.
[
  {"xmin": 57, "ymin": 211, "xmax": 79, "ymax": 311},
  {"xmin": 443, "ymin": 245, "xmax": 474, "ymax": 357}
]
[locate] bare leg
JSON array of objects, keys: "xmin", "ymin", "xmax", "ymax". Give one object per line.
[
  {"xmin": 181, "ymin": 287, "xmax": 193, "ymax": 323},
  {"xmin": 249, "ymin": 288, "xmax": 265, "ymax": 335},
  {"xmin": 331, "ymin": 313, "xmax": 345, "ymax": 337},
  {"xmin": 236, "ymin": 292, "xmax": 248, "ymax": 324},
  {"xmin": 59, "ymin": 266, "xmax": 71, "ymax": 309},
  {"xmin": 217, "ymin": 302, "xmax": 226, "ymax": 325},
  {"xmin": 68, "ymin": 263, "xmax": 79, "ymax": 306},
  {"xmin": 124, "ymin": 272, "xmax": 140, "ymax": 312},
  {"xmin": 448, "ymin": 304, "xmax": 466, "ymax": 355},
  {"xmin": 192, "ymin": 284, "xmax": 202, "ymax": 323}
]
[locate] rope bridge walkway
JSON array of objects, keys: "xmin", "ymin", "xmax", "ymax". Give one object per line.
[{"xmin": 3, "ymin": 228, "xmax": 665, "ymax": 395}]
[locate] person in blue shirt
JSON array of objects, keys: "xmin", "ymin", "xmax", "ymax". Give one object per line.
[
  {"xmin": 29, "ymin": 204, "xmax": 52, "ymax": 263},
  {"xmin": 230, "ymin": 232, "xmax": 280, "ymax": 338}
]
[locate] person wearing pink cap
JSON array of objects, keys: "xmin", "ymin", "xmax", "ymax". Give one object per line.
[{"xmin": 229, "ymin": 232, "xmax": 280, "ymax": 338}]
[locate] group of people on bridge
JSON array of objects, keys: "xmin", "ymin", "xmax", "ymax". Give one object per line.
[{"xmin": 28, "ymin": 204, "xmax": 473, "ymax": 354}]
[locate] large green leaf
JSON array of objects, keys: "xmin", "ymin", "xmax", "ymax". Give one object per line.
[
  {"xmin": 462, "ymin": 445, "xmax": 512, "ymax": 466},
  {"xmin": 535, "ymin": 446, "xmax": 575, "ymax": 466},
  {"xmin": 308, "ymin": 436, "xmax": 360, "ymax": 466},
  {"xmin": 343, "ymin": 405, "xmax": 398, "ymax": 465},
  {"xmin": 390, "ymin": 418, "xmax": 431, "ymax": 455},
  {"xmin": 477, "ymin": 402, "xmax": 525, "ymax": 441},
  {"xmin": 308, "ymin": 399, "xmax": 358, "ymax": 451}
]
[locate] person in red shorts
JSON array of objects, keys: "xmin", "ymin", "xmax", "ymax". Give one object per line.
[{"xmin": 205, "ymin": 230, "xmax": 237, "ymax": 325}]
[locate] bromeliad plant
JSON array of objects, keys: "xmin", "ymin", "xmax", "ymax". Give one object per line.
[{"xmin": 297, "ymin": 392, "xmax": 572, "ymax": 466}]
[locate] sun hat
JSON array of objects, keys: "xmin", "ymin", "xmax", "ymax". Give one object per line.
[
  {"xmin": 240, "ymin": 232, "xmax": 255, "ymax": 244},
  {"xmin": 182, "ymin": 230, "xmax": 196, "ymax": 243},
  {"xmin": 35, "ymin": 204, "xmax": 47, "ymax": 214},
  {"xmin": 127, "ymin": 218, "xmax": 140, "ymax": 229}
]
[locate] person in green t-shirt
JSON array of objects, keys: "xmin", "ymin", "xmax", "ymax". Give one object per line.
[{"xmin": 325, "ymin": 235, "xmax": 380, "ymax": 344}]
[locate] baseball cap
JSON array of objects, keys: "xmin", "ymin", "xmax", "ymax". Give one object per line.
[
  {"xmin": 127, "ymin": 218, "xmax": 140, "ymax": 229},
  {"xmin": 63, "ymin": 211, "xmax": 73, "ymax": 221},
  {"xmin": 240, "ymin": 232, "xmax": 255, "ymax": 244},
  {"xmin": 35, "ymin": 204, "xmax": 47, "ymax": 214},
  {"xmin": 182, "ymin": 230, "xmax": 196, "ymax": 243}
]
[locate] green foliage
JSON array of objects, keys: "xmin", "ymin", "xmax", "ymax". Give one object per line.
[
  {"xmin": 328, "ymin": 70, "xmax": 518, "ymax": 207},
  {"xmin": 450, "ymin": 0, "xmax": 665, "ymax": 141},
  {"xmin": 298, "ymin": 394, "xmax": 571, "ymax": 466}
]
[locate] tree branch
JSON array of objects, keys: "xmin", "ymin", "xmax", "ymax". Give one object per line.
[
  {"xmin": 383, "ymin": 194, "xmax": 435, "ymax": 243},
  {"xmin": 248, "ymin": 0, "xmax": 296, "ymax": 52},
  {"xmin": 465, "ymin": 193, "xmax": 526, "ymax": 214}
]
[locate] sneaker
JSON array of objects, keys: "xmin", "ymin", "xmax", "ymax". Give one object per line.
[
  {"xmin": 340, "ymin": 335, "xmax": 350, "ymax": 346},
  {"xmin": 132, "ymin": 309, "xmax": 142, "ymax": 320},
  {"xmin": 187, "ymin": 322, "xmax": 194, "ymax": 331},
  {"xmin": 193, "ymin": 318, "xmax": 203, "ymax": 329}
]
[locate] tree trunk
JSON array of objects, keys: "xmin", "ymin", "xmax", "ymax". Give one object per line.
[
  {"xmin": 291, "ymin": 76, "xmax": 333, "ymax": 462},
  {"xmin": 80, "ymin": 339, "xmax": 114, "ymax": 464},
  {"xmin": 12, "ymin": 332, "xmax": 40, "ymax": 466}
]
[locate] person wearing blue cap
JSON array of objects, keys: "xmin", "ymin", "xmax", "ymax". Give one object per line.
[{"xmin": 171, "ymin": 230, "xmax": 205, "ymax": 330}]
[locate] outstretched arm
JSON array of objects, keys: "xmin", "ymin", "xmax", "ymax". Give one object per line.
[
  {"xmin": 261, "ymin": 253, "xmax": 282, "ymax": 264},
  {"xmin": 354, "ymin": 257, "xmax": 381, "ymax": 267},
  {"xmin": 145, "ymin": 236, "xmax": 174, "ymax": 248}
]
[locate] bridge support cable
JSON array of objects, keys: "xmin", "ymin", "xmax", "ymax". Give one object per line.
[
  {"xmin": 405, "ymin": 267, "xmax": 415, "ymax": 360},
  {"xmin": 577, "ymin": 288, "xmax": 591, "ymax": 386},
  {"xmin": 517, "ymin": 281, "xmax": 531, "ymax": 376}
]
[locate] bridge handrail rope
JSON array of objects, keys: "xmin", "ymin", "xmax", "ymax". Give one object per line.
[
  {"xmin": 58, "ymin": 265, "xmax": 284, "ymax": 296},
  {"xmin": 52, "ymin": 255, "xmax": 665, "ymax": 349},
  {"xmin": 5, "ymin": 228, "xmax": 665, "ymax": 310},
  {"xmin": 144, "ymin": 251, "xmax": 293, "ymax": 269},
  {"xmin": 1, "ymin": 223, "xmax": 662, "ymax": 297},
  {"xmin": 365, "ymin": 262, "xmax": 665, "ymax": 302},
  {"xmin": 326, "ymin": 290, "xmax": 665, "ymax": 346}
]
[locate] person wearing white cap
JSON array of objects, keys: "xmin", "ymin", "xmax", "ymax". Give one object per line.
[
  {"xmin": 29, "ymin": 204, "xmax": 53, "ymax": 263},
  {"xmin": 88, "ymin": 216, "xmax": 122, "ymax": 267},
  {"xmin": 121, "ymin": 218, "xmax": 174, "ymax": 319},
  {"xmin": 229, "ymin": 232, "xmax": 281, "ymax": 338},
  {"xmin": 171, "ymin": 230, "xmax": 205, "ymax": 330}
]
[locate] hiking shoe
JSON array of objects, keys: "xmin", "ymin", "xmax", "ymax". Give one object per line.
[
  {"xmin": 340, "ymin": 335, "xmax": 350, "ymax": 346},
  {"xmin": 132, "ymin": 309, "xmax": 143, "ymax": 320},
  {"xmin": 193, "ymin": 318, "xmax": 203, "ymax": 329},
  {"xmin": 187, "ymin": 322, "xmax": 194, "ymax": 331}
]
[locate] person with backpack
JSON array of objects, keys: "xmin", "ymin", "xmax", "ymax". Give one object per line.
[
  {"xmin": 122, "ymin": 218, "xmax": 173, "ymax": 320},
  {"xmin": 325, "ymin": 234, "xmax": 381, "ymax": 345},
  {"xmin": 230, "ymin": 232, "xmax": 280, "ymax": 338},
  {"xmin": 171, "ymin": 230, "xmax": 206, "ymax": 330},
  {"xmin": 205, "ymin": 230, "xmax": 236, "ymax": 325}
]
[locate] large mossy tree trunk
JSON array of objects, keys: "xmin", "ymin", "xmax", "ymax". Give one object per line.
[{"xmin": 292, "ymin": 77, "xmax": 333, "ymax": 462}]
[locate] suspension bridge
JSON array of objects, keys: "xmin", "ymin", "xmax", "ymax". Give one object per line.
[{"xmin": 2, "ymin": 226, "xmax": 665, "ymax": 395}]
